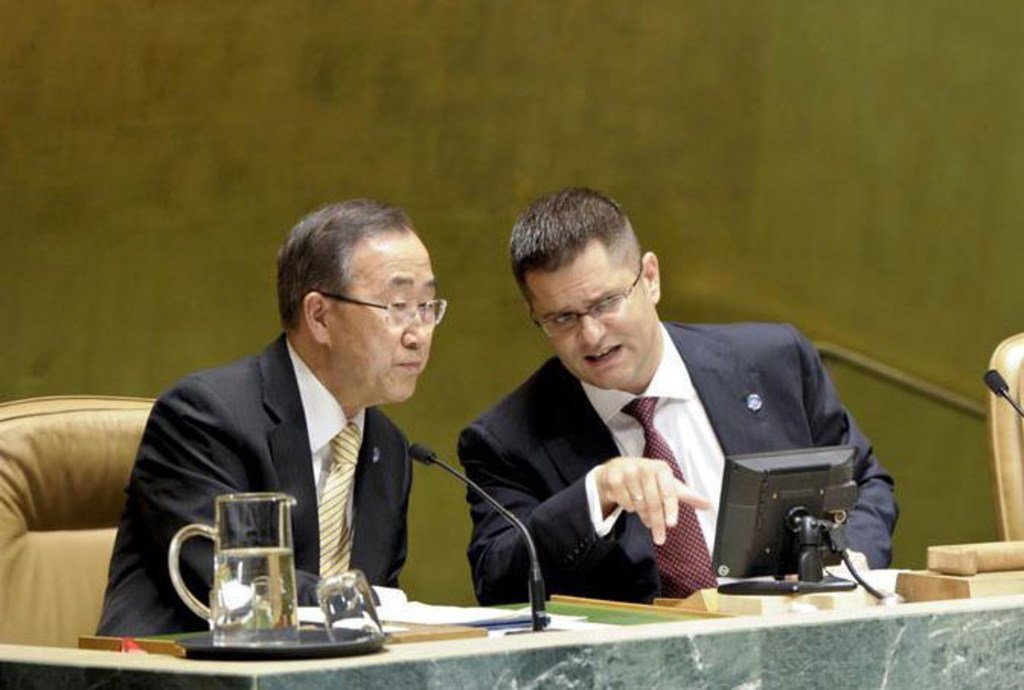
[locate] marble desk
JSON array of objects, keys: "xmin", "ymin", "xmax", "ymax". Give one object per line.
[{"xmin": 3, "ymin": 594, "xmax": 1024, "ymax": 689}]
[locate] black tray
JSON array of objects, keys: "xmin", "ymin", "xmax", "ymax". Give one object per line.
[{"xmin": 179, "ymin": 628, "xmax": 385, "ymax": 660}]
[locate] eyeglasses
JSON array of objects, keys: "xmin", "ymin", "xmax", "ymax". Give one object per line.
[
  {"xmin": 318, "ymin": 290, "xmax": 448, "ymax": 328},
  {"xmin": 532, "ymin": 266, "xmax": 643, "ymax": 337}
]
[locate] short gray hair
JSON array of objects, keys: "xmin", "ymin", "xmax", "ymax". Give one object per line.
[{"xmin": 276, "ymin": 199, "xmax": 413, "ymax": 329}]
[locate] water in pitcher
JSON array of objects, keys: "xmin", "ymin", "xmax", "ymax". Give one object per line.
[{"xmin": 212, "ymin": 546, "xmax": 299, "ymax": 645}]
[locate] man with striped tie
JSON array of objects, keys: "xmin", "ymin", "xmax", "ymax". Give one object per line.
[
  {"xmin": 459, "ymin": 187, "xmax": 897, "ymax": 605},
  {"xmin": 99, "ymin": 199, "xmax": 446, "ymax": 635}
]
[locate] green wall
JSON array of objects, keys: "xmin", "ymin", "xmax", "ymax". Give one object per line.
[{"xmin": 2, "ymin": 2, "xmax": 1022, "ymax": 604}]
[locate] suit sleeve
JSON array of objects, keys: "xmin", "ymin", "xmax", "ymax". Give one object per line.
[
  {"xmin": 130, "ymin": 377, "xmax": 321, "ymax": 623},
  {"xmin": 458, "ymin": 423, "xmax": 631, "ymax": 605},
  {"xmin": 788, "ymin": 325, "xmax": 899, "ymax": 567}
]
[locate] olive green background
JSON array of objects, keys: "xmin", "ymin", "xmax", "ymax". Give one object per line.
[{"xmin": 2, "ymin": 2, "xmax": 1022, "ymax": 605}]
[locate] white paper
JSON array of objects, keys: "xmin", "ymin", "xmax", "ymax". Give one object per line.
[
  {"xmin": 494, "ymin": 608, "xmax": 609, "ymax": 635},
  {"xmin": 299, "ymin": 585, "xmax": 543, "ymax": 627},
  {"xmin": 376, "ymin": 602, "xmax": 529, "ymax": 626},
  {"xmin": 372, "ymin": 585, "xmax": 409, "ymax": 610}
]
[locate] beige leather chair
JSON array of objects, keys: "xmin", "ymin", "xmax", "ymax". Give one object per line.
[
  {"xmin": 989, "ymin": 333, "xmax": 1024, "ymax": 541},
  {"xmin": 0, "ymin": 396, "xmax": 152, "ymax": 647}
]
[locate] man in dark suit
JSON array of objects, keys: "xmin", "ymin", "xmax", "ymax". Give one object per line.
[
  {"xmin": 98, "ymin": 200, "xmax": 447, "ymax": 635},
  {"xmin": 459, "ymin": 187, "xmax": 897, "ymax": 605}
]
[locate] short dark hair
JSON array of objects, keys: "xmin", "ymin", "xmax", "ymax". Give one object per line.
[
  {"xmin": 276, "ymin": 199, "xmax": 413, "ymax": 329},
  {"xmin": 509, "ymin": 187, "xmax": 640, "ymax": 295}
]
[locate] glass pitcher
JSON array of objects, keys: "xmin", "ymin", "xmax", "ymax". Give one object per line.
[{"xmin": 168, "ymin": 492, "xmax": 300, "ymax": 646}]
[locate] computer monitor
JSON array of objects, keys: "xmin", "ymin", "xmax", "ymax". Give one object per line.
[{"xmin": 711, "ymin": 445, "xmax": 859, "ymax": 595}]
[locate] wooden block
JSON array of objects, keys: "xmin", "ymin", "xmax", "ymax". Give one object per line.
[
  {"xmin": 716, "ymin": 594, "xmax": 791, "ymax": 616},
  {"xmin": 653, "ymin": 588, "xmax": 718, "ymax": 613},
  {"xmin": 896, "ymin": 569, "xmax": 1024, "ymax": 602},
  {"xmin": 79, "ymin": 623, "xmax": 485, "ymax": 657},
  {"xmin": 713, "ymin": 588, "xmax": 878, "ymax": 617},
  {"xmin": 550, "ymin": 593, "xmax": 727, "ymax": 621},
  {"xmin": 79, "ymin": 635, "xmax": 186, "ymax": 657},
  {"xmin": 927, "ymin": 541, "xmax": 1024, "ymax": 575},
  {"xmin": 386, "ymin": 623, "xmax": 487, "ymax": 644},
  {"xmin": 800, "ymin": 589, "xmax": 880, "ymax": 611},
  {"xmin": 656, "ymin": 589, "xmax": 878, "ymax": 617},
  {"xmin": 552, "ymin": 593, "xmax": 681, "ymax": 615}
]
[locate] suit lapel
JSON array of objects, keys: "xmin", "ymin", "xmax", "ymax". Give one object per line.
[
  {"xmin": 669, "ymin": 325, "xmax": 772, "ymax": 456},
  {"xmin": 259, "ymin": 336, "xmax": 319, "ymax": 574},
  {"xmin": 349, "ymin": 411, "xmax": 388, "ymax": 580},
  {"xmin": 540, "ymin": 363, "xmax": 620, "ymax": 487},
  {"xmin": 540, "ymin": 326, "xmax": 777, "ymax": 483}
]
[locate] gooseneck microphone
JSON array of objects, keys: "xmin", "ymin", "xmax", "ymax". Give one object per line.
[
  {"xmin": 984, "ymin": 369, "xmax": 1024, "ymax": 419},
  {"xmin": 408, "ymin": 443, "xmax": 549, "ymax": 632}
]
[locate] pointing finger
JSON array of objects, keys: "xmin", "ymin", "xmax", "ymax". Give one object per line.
[
  {"xmin": 639, "ymin": 468, "xmax": 666, "ymax": 544},
  {"xmin": 656, "ymin": 465, "xmax": 678, "ymax": 529},
  {"xmin": 674, "ymin": 479, "xmax": 710, "ymax": 510}
]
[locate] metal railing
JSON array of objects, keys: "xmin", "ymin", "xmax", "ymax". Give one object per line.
[{"xmin": 815, "ymin": 341, "xmax": 985, "ymax": 420}]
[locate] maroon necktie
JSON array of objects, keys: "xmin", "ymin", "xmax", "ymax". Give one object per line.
[{"xmin": 621, "ymin": 396, "xmax": 717, "ymax": 597}]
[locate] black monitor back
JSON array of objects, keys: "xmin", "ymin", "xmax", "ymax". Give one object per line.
[{"xmin": 712, "ymin": 445, "xmax": 858, "ymax": 580}]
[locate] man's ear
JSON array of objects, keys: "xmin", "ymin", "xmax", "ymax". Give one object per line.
[
  {"xmin": 302, "ymin": 292, "xmax": 332, "ymax": 345},
  {"xmin": 523, "ymin": 296, "xmax": 537, "ymax": 321},
  {"xmin": 519, "ymin": 281, "xmax": 538, "ymax": 320},
  {"xmin": 642, "ymin": 251, "xmax": 661, "ymax": 304}
]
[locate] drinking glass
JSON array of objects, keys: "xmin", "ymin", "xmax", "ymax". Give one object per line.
[{"xmin": 316, "ymin": 570, "xmax": 384, "ymax": 640}]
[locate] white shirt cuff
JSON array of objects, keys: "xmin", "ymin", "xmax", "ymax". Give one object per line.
[{"xmin": 585, "ymin": 467, "xmax": 623, "ymax": 537}]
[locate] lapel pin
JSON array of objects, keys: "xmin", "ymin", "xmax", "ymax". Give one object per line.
[
  {"xmin": 745, "ymin": 393, "xmax": 763, "ymax": 412},
  {"xmin": 372, "ymin": 447, "xmax": 380, "ymax": 464}
]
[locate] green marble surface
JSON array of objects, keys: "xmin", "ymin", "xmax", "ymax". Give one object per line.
[{"xmin": 4, "ymin": 596, "xmax": 1024, "ymax": 689}]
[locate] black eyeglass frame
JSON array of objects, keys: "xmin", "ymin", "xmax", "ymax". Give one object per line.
[
  {"xmin": 317, "ymin": 290, "xmax": 448, "ymax": 327},
  {"xmin": 531, "ymin": 265, "xmax": 644, "ymax": 337}
]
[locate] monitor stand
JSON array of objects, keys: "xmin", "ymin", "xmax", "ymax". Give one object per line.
[
  {"xmin": 717, "ymin": 510, "xmax": 857, "ymax": 596},
  {"xmin": 718, "ymin": 575, "xmax": 855, "ymax": 596}
]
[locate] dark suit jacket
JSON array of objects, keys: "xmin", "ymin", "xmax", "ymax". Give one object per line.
[
  {"xmin": 97, "ymin": 336, "xmax": 412, "ymax": 636},
  {"xmin": 458, "ymin": 323, "xmax": 898, "ymax": 605}
]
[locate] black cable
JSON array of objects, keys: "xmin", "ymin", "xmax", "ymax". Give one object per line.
[{"xmin": 840, "ymin": 550, "xmax": 888, "ymax": 601}]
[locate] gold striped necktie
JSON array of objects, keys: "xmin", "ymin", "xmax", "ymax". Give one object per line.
[{"xmin": 319, "ymin": 422, "xmax": 361, "ymax": 578}]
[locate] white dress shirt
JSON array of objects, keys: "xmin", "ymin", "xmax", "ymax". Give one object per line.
[
  {"xmin": 286, "ymin": 341, "xmax": 365, "ymax": 522},
  {"xmin": 583, "ymin": 326, "xmax": 726, "ymax": 553}
]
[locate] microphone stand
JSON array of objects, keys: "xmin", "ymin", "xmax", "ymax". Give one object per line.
[
  {"xmin": 410, "ymin": 444, "xmax": 549, "ymax": 632},
  {"xmin": 985, "ymin": 369, "xmax": 1024, "ymax": 419}
]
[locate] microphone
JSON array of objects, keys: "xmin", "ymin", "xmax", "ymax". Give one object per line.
[
  {"xmin": 409, "ymin": 443, "xmax": 549, "ymax": 632},
  {"xmin": 984, "ymin": 369, "xmax": 1024, "ymax": 419}
]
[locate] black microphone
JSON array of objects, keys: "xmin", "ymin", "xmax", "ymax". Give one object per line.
[
  {"xmin": 409, "ymin": 443, "xmax": 549, "ymax": 632},
  {"xmin": 984, "ymin": 369, "xmax": 1024, "ymax": 419}
]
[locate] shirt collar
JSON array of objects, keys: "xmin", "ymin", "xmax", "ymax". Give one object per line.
[
  {"xmin": 286, "ymin": 339, "xmax": 364, "ymax": 454},
  {"xmin": 582, "ymin": 325, "xmax": 696, "ymax": 424}
]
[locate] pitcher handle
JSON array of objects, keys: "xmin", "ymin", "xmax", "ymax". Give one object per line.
[{"xmin": 168, "ymin": 523, "xmax": 216, "ymax": 622}]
